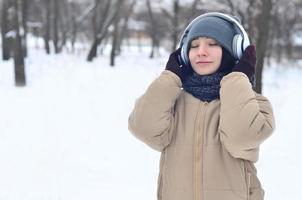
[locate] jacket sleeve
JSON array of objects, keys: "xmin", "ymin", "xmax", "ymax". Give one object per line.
[
  {"xmin": 219, "ymin": 72, "xmax": 275, "ymax": 162},
  {"xmin": 128, "ymin": 70, "xmax": 182, "ymax": 152}
]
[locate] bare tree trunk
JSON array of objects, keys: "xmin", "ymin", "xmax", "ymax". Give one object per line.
[
  {"xmin": 21, "ymin": 0, "xmax": 28, "ymax": 57},
  {"xmin": 1, "ymin": 0, "xmax": 12, "ymax": 60},
  {"xmin": 92, "ymin": 0, "xmax": 100, "ymax": 39},
  {"xmin": 117, "ymin": 0, "xmax": 136, "ymax": 54},
  {"xmin": 172, "ymin": 0, "xmax": 180, "ymax": 51},
  {"xmin": 70, "ymin": 2, "xmax": 96, "ymax": 53},
  {"xmin": 44, "ymin": 0, "xmax": 51, "ymax": 54},
  {"xmin": 12, "ymin": 0, "xmax": 26, "ymax": 86},
  {"xmin": 87, "ymin": 0, "xmax": 111, "ymax": 61},
  {"xmin": 70, "ymin": 2, "xmax": 77, "ymax": 53},
  {"xmin": 57, "ymin": 0, "xmax": 70, "ymax": 53},
  {"xmin": 255, "ymin": 0, "xmax": 272, "ymax": 93},
  {"xmin": 246, "ymin": 0, "xmax": 257, "ymax": 43},
  {"xmin": 88, "ymin": 0, "xmax": 102, "ymax": 60},
  {"xmin": 110, "ymin": 10, "xmax": 120, "ymax": 66},
  {"xmin": 87, "ymin": 40, "xmax": 99, "ymax": 61},
  {"xmin": 53, "ymin": 0, "xmax": 59, "ymax": 53},
  {"xmin": 147, "ymin": 0, "xmax": 156, "ymax": 58},
  {"xmin": 87, "ymin": 0, "xmax": 122, "ymax": 62},
  {"xmin": 110, "ymin": 0, "xmax": 124, "ymax": 66}
]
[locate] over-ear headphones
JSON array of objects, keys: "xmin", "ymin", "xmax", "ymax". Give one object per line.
[{"xmin": 179, "ymin": 12, "xmax": 250, "ymax": 66}]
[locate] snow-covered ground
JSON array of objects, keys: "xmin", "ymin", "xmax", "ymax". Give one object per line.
[{"xmin": 0, "ymin": 40, "xmax": 301, "ymax": 199}]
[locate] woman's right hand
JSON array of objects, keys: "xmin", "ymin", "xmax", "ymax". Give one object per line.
[{"xmin": 165, "ymin": 48, "xmax": 193, "ymax": 82}]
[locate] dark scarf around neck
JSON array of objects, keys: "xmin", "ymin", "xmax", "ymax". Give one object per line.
[{"xmin": 182, "ymin": 71, "xmax": 227, "ymax": 102}]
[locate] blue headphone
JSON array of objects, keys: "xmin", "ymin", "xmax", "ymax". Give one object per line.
[{"xmin": 179, "ymin": 12, "xmax": 250, "ymax": 66}]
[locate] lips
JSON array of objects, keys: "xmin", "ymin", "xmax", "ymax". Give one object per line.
[{"xmin": 196, "ymin": 61, "xmax": 213, "ymax": 64}]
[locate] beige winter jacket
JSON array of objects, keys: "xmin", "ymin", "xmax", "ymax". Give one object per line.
[{"xmin": 128, "ymin": 70, "xmax": 275, "ymax": 200}]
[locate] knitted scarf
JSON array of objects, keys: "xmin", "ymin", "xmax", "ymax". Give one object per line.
[{"xmin": 182, "ymin": 71, "xmax": 227, "ymax": 102}]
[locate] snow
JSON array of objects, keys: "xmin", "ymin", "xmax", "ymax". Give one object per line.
[{"xmin": 0, "ymin": 38, "xmax": 302, "ymax": 199}]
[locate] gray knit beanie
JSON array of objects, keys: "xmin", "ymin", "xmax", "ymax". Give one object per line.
[{"xmin": 184, "ymin": 16, "xmax": 237, "ymax": 57}]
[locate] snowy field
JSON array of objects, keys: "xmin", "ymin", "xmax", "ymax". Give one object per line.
[{"xmin": 0, "ymin": 40, "xmax": 302, "ymax": 200}]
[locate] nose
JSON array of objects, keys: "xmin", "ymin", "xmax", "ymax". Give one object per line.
[{"xmin": 197, "ymin": 44, "xmax": 208, "ymax": 57}]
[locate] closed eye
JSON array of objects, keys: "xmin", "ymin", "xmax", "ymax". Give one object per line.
[{"xmin": 190, "ymin": 45, "xmax": 199, "ymax": 48}]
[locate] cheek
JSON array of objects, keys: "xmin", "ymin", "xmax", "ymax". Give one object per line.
[
  {"xmin": 214, "ymin": 49, "xmax": 223, "ymax": 63},
  {"xmin": 188, "ymin": 49, "xmax": 197, "ymax": 63},
  {"xmin": 188, "ymin": 50, "xmax": 193, "ymax": 62}
]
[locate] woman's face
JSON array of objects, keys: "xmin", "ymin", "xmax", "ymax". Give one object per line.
[{"xmin": 188, "ymin": 37, "xmax": 222, "ymax": 75}]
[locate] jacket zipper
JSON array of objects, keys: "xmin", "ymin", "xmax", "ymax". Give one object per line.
[{"xmin": 194, "ymin": 102, "xmax": 207, "ymax": 200}]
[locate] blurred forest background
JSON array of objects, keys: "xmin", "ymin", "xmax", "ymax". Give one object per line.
[{"xmin": 1, "ymin": 0, "xmax": 302, "ymax": 93}]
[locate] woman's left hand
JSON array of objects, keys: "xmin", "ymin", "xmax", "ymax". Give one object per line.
[{"xmin": 232, "ymin": 45, "xmax": 256, "ymax": 79}]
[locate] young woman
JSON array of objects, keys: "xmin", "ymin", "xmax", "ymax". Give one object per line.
[{"xmin": 128, "ymin": 12, "xmax": 275, "ymax": 200}]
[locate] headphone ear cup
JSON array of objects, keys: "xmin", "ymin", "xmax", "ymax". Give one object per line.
[
  {"xmin": 180, "ymin": 45, "xmax": 189, "ymax": 66},
  {"xmin": 232, "ymin": 34, "xmax": 243, "ymax": 60},
  {"xmin": 180, "ymin": 46, "xmax": 186, "ymax": 65},
  {"xmin": 180, "ymin": 34, "xmax": 189, "ymax": 66}
]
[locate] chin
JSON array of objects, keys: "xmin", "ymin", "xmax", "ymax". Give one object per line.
[
  {"xmin": 195, "ymin": 70, "xmax": 215, "ymax": 76},
  {"xmin": 193, "ymin": 65, "xmax": 217, "ymax": 76}
]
